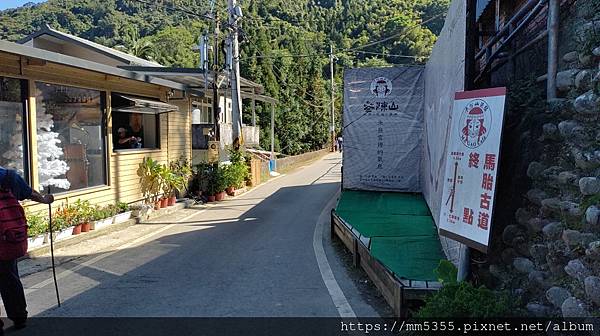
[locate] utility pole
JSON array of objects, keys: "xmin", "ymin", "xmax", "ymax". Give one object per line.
[
  {"xmin": 329, "ymin": 45, "xmax": 336, "ymax": 152},
  {"xmin": 228, "ymin": 0, "xmax": 244, "ymax": 149},
  {"xmin": 212, "ymin": 13, "xmax": 221, "ymax": 142}
]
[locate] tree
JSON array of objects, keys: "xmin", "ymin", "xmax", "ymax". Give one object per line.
[
  {"xmin": 36, "ymin": 109, "xmax": 70, "ymax": 192},
  {"xmin": 0, "ymin": 0, "xmax": 450, "ymax": 155},
  {"xmin": 115, "ymin": 27, "xmax": 156, "ymax": 61}
]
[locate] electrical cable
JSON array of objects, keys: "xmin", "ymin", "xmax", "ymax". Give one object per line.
[
  {"xmin": 347, "ymin": 50, "xmax": 426, "ymax": 59},
  {"xmin": 338, "ymin": 12, "xmax": 446, "ymax": 52},
  {"xmin": 127, "ymin": 0, "xmax": 212, "ymax": 20},
  {"xmin": 242, "ymin": 32, "xmax": 330, "ymax": 104}
]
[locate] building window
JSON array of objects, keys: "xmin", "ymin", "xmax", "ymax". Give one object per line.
[
  {"xmin": 111, "ymin": 93, "xmax": 161, "ymax": 151},
  {"xmin": 0, "ymin": 77, "xmax": 28, "ymax": 182},
  {"xmin": 35, "ymin": 82, "xmax": 107, "ymax": 193},
  {"xmin": 191, "ymin": 99, "xmax": 213, "ymax": 150},
  {"xmin": 192, "ymin": 100, "xmax": 213, "ymax": 124},
  {"xmin": 112, "ymin": 112, "xmax": 159, "ymax": 151}
]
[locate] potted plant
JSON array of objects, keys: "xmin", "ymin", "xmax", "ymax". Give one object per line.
[
  {"xmin": 92, "ymin": 205, "xmax": 113, "ymax": 230},
  {"xmin": 90, "ymin": 205, "xmax": 102, "ymax": 230},
  {"xmin": 227, "ymin": 148, "xmax": 250, "ymax": 194},
  {"xmin": 170, "ymin": 158, "xmax": 193, "ymax": 202},
  {"xmin": 113, "ymin": 201, "xmax": 132, "ymax": 223},
  {"xmin": 161, "ymin": 164, "xmax": 177, "ymax": 206},
  {"xmin": 222, "ymin": 164, "xmax": 235, "ymax": 196},
  {"xmin": 104, "ymin": 204, "xmax": 118, "ymax": 222},
  {"xmin": 231, "ymin": 162, "xmax": 249, "ymax": 193},
  {"xmin": 191, "ymin": 162, "xmax": 211, "ymax": 198},
  {"xmin": 74, "ymin": 200, "xmax": 93, "ymax": 233},
  {"xmin": 202, "ymin": 163, "xmax": 219, "ymax": 202},
  {"xmin": 206, "ymin": 176, "xmax": 217, "ymax": 202},
  {"xmin": 53, "ymin": 205, "xmax": 79, "ymax": 237},
  {"xmin": 215, "ymin": 164, "xmax": 228, "ymax": 201},
  {"xmin": 26, "ymin": 211, "xmax": 48, "ymax": 249},
  {"xmin": 138, "ymin": 157, "xmax": 164, "ymax": 210}
]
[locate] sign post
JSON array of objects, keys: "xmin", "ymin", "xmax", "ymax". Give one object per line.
[{"xmin": 438, "ymin": 87, "xmax": 507, "ymax": 253}]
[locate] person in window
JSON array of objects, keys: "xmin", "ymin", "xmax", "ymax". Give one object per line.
[
  {"xmin": 116, "ymin": 127, "xmax": 138, "ymax": 149},
  {"xmin": 128, "ymin": 113, "xmax": 144, "ymax": 148},
  {"xmin": 0, "ymin": 167, "xmax": 54, "ymax": 332}
]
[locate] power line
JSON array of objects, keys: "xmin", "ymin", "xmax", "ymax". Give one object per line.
[
  {"xmin": 246, "ymin": 16, "xmax": 324, "ymax": 24},
  {"xmin": 241, "ymin": 31, "xmax": 330, "ymax": 104},
  {"xmin": 340, "ymin": 12, "xmax": 446, "ymax": 52},
  {"xmin": 241, "ymin": 35, "xmax": 334, "ymax": 153},
  {"xmin": 240, "ymin": 52, "xmax": 329, "ymax": 61},
  {"xmin": 347, "ymin": 50, "xmax": 426, "ymax": 59},
  {"xmin": 127, "ymin": 0, "xmax": 212, "ymax": 20}
]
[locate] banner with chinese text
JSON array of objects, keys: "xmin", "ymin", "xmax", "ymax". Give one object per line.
[
  {"xmin": 438, "ymin": 88, "xmax": 507, "ymax": 253},
  {"xmin": 342, "ymin": 66, "xmax": 424, "ymax": 192}
]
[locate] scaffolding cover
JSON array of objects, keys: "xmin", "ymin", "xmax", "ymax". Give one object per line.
[
  {"xmin": 342, "ymin": 66, "xmax": 424, "ymax": 192},
  {"xmin": 422, "ymin": 0, "xmax": 466, "ymax": 265}
]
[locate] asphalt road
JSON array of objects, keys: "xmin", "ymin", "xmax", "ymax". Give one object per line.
[{"xmin": 16, "ymin": 153, "xmax": 385, "ymax": 318}]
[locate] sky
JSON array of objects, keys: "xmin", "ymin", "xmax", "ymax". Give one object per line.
[{"xmin": 0, "ymin": 0, "xmax": 46, "ymax": 10}]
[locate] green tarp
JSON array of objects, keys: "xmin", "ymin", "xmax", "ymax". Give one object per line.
[{"xmin": 336, "ymin": 190, "xmax": 445, "ymax": 282}]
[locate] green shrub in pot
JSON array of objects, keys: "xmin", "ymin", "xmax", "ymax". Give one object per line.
[
  {"xmin": 116, "ymin": 201, "xmax": 130, "ymax": 214},
  {"xmin": 26, "ymin": 212, "xmax": 48, "ymax": 238},
  {"xmin": 137, "ymin": 157, "xmax": 164, "ymax": 204}
]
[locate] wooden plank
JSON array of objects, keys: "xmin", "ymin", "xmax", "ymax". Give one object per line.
[
  {"xmin": 331, "ymin": 211, "xmax": 360, "ymax": 267},
  {"xmin": 358, "ymin": 243, "xmax": 397, "ymax": 312},
  {"xmin": 27, "ymin": 79, "xmax": 39, "ymax": 189},
  {"xmin": 333, "ymin": 220, "xmax": 354, "ymax": 253},
  {"xmin": 105, "ymin": 91, "xmax": 113, "ymax": 188}
]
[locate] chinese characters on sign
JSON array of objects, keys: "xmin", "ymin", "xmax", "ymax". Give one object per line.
[
  {"xmin": 439, "ymin": 88, "xmax": 507, "ymax": 253},
  {"xmin": 343, "ymin": 67, "xmax": 424, "ymax": 192}
]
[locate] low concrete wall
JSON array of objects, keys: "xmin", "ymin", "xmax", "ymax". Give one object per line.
[{"xmin": 259, "ymin": 148, "xmax": 331, "ymax": 182}]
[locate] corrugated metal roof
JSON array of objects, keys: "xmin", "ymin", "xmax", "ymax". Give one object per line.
[
  {"xmin": 18, "ymin": 25, "xmax": 162, "ymax": 67},
  {"xmin": 0, "ymin": 40, "xmax": 187, "ymax": 91}
]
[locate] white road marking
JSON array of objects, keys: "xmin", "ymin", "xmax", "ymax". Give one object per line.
[
  {"xmin": 313, "ymin": 190, "xmax": 356, "ymax": 318},
  {"xmin": 25, "ymin": 209, "xmax": 207, "ymax": 294}
]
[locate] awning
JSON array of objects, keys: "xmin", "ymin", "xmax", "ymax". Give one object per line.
[
  {"xmin": 112, "ymin": 94, "xmax": 178, "ymax": 114},
  {"xmin": 117, "ymin": 66, "xmax": 269, "ymax": 98}
]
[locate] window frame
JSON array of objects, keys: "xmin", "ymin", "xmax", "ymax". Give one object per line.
[
  {"xmin": 34, "ymin": 81, "xmax": 109, "ymax": 194},
  {"xmin": 111, "ymin": 93, "xmax": 162, "ymax": 153},
  {"xmin": 0, "ymin": 77, "xmax": 30, "ymax": 184},
  {"xmin": 192, "ymin": 99, "xmax": 214, "ymax": 124}
]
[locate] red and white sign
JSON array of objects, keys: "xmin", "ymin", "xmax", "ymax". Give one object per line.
[{"xmin": 439, "ymin": 87, "xmax": 507, "ymax": 253}]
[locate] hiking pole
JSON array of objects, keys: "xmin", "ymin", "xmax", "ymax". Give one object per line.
[{"xmin": 47, "ymin": 187, "xmax": 61, "ymax": 307}]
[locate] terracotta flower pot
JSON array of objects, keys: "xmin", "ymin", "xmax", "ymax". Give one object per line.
[
  {"xmin": 215, "ymin": 191, "xmax": 226, "ymax": 201},
  {"xmin": 81, "ymin": 222, "xmax": 92, "ymax": 232},
  {"xmin": 154, "ymin": 201, "xmax": 161, "ymax": 210},
  {"xmin": 207, "ymin": 195, "xmax": 216, "ymax": 202},
  {"xmin": 160, "ymin": 198, "xmax": 168, "ymax": 208},
  {"xmin": 226, "ymin": 186, "xmax": 235, "ymax": 196},
  {"xmin": 72, "ymin": 224, "xmax": 82, "ymax": 235},
  {"xmin": 168, "ymin": 196, "xmax": 177, "ymax": 206}
]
